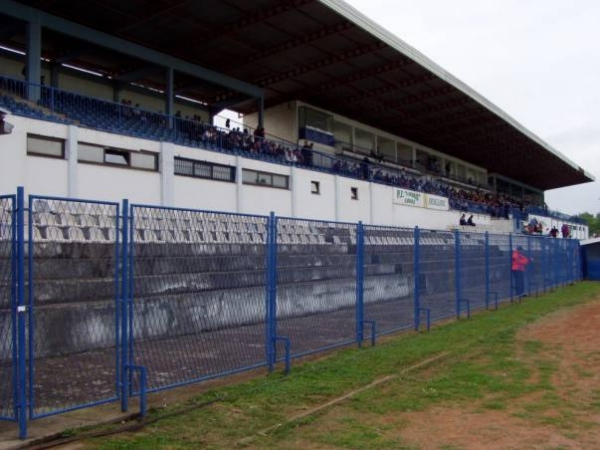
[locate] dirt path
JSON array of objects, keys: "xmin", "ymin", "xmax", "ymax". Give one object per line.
[{"xmin": 384, "ymin": 301, "xmax": 600, "ymax": 449}]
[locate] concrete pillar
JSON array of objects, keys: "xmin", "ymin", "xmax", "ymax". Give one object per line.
[
  {"xmin": 66, "ymin": 125, "xmax": 78, "ymax": 198},
  {"xmin": 159, "ymin": 142, "xmax": 174, "ymax": 206},
  {"xmin": 334, "ymin": 175, "xmax": 341, "ymax": 222},
  {"xmin": 291, "ymin": 167, "xmax": 299, "ymax": 218},
  {"xmin": 26, "ymin": 18, "xmax": 42, "ymax": 102},
  {"xmin": 369, "ymin": 182, "xmax": 375, "ymax": 225}
]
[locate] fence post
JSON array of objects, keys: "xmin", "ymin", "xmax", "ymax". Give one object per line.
[
  {"xmin": 355, "ymin": 222, "xmax": 364, "ymax": 347},
  {"xmin": 413, "ymin": 226, "xmax": 420, "ymax": 330},
  {"xmin": 485, "ymin": 232, "xmax": 490, "ymax": 309},
  {"xmin": 454, "ymin": 229, "xmax": 461, "ymax": 318},
  {"xmin": 527, "ymin": 235, "xmax": 532, "ymax": 296},
  {"xmin": 509, "ymin": 234, "xmax": 514, "ymax": 302},
  {"xmin": 10, "ymin": 192, "xmax": 18, "ymax": 423},
  {"xmin": 16, "ymin": 187, "xmax": 27, "ymax": 439},
  {"xmin": 577, "ymin": 242, "xmax": 582, "ymax": 281},
  {"xmin": 120, "ymin": 199, "xmax": 129, "ymax": 412},
  {"xmin": 265, "ymin": 212, "xmax": 277, "ymax": 372}
]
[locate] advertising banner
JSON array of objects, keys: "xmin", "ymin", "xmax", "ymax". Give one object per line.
[
  {"xmin": 393, "ymin": 188, "xmax": 425, "ymax": 208},
  {"xmin": 393, "ymin": 188, "xmax": 449, "ymax": 211}
]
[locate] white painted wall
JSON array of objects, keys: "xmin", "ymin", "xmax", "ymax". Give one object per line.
[
  {"xmin": 173, "ymin": 177, "xmax": 237, "ymax": 212},
  {"xmin": 291, "ymin": 168, "xmax": 336, "ymax": 221},
  {"xmin": 26, "ymin": 155, "xmax": 68, "ymax": 196},
  {"xmin": 78, "ymin": 164, "xmax": 161, "ymax": 204},
  {"xmin": 335, "ymin": 177, "xmax": 370, "ymax": 223}
]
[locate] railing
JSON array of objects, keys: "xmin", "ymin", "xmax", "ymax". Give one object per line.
[
  {"xmin": 0, "ymin": 74, "xmax": 584, "ymax": 226},
  {"xmin": 0, "ymin": 187, "xmax": 582, "ymax": 439}
]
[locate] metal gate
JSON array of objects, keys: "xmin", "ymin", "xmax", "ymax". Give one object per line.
[{"xmin": 27, "ymin": 195, "xmax": 121, "ymax": 420}]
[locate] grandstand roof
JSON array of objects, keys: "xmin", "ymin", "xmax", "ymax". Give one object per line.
[{"xmin": 1, "ymin": 0, "xmax": 594, "ymax": 191}]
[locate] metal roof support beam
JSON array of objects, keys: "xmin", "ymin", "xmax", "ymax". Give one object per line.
[
  {"xmin": 194, "ymin": 0, "xmax": 315, "ymax": 45},
  {"xmin": 255, "ymin": 41, "xmax": 386, "ymax": 86},
  {"xmin": 26, "ymin": 16, "xmax": 41, "ymax": 102},
  {"xmin": 0, "ymin": 0, "xmax": 263, "ymax": 99},
  {"xmin": 220, "ymin": 21, "xmax": 355, "ymax": 71},
  {"xmin": 266, "ymin": 58, "xmax": 414, "ymax": 108}
]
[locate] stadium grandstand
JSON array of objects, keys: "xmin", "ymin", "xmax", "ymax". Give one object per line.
[
  {"xmin": 0, "ymin": 0, "xmax": 591, "ymax": 441},
  {"xmin": 0, "ymin": 0, "xmax": 592, "ymax": 236}
]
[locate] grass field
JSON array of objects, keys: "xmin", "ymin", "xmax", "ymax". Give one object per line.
[{"xmin": 72, "ymin": 281, "xmax": 600, "ymax": 449}]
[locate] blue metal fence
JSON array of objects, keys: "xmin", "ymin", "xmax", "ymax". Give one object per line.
[
  {"xmin": 275, "ymin": 217, "xmax": 358, "ymax": 360},
  {"xmin": 362, "ymin": 225, "xmax": 415, "ymax": 336},
  {"xmin": 0, "ymin": 188, "xmax": 584, "ymax": 439},
  {"xmin": 128, "ymin": 205, "xmax": 270, "ymax": 393}
]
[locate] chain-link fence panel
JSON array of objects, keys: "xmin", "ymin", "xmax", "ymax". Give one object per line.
[
  {"xmin": 456, "ymin": 230, "xmax": 487, "ymax": 312},
  {"xmin": 487, "ymin": 233, "xmax": 511, "ymax": 305},
  {"xmin": 527, "ymin": 236, "xmax": 545, "ymax": 296},
  {"xmin": 569, "ymin": 240, "xmax": 581, "ymax": 283},
  {"xmin": 418, "ymin": 229, "xmax": 456, "ymax": 321},
  {"xmin": 546, "ymin": 238, "xmax": 561, "ymax": 289},
  {"xmin": 362, "ymin": 225, "xmax": 414, "ymax": 335},
  {"xmin": 28, "ymin": 196, "xmax": 120, "ymax": 417},
  {"xmin": 275, "ymin": 218, "xmax": 357, "ymax": 358},
  {"xmin": 130, "ymin": 206, "xmax": 269, "ymax": 392},
  {"xmin": 0, "ymin": 196, "xmax": 15, "ymax": 421}
]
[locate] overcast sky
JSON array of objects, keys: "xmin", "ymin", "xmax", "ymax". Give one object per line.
[{"xmin": 344, "ymin": 0, "xmax": 600, "ymax": 215}]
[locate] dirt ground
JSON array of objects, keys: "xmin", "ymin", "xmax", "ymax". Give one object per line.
[{"xmin": 382, "ymin": 300, "xmax": 600, "ymax": 450}]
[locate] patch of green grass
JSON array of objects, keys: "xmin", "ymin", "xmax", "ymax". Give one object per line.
[{"xmin": 85, "ymin": 282, "xmax": 600, "ymax": 449}]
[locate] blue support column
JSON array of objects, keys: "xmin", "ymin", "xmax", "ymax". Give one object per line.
[
  {"xmin": 485, "ymin": 232, "xmax": 490, "ymax": 309},
  {"xmin": 527, "ymin": 235, "xmax": 532, "ymax": 296},
  {"xmin": 26, "ymin": 18, "xmax": 41, "ymax": 102},
  {"xmin": 454, "ymin": 230, "xmax": 461, "ymax": 318},
  {"xmin": 265, "ymin": 212, "xmax": 277, "ymax": 372},
  {"xmin": 120, "ymin": 200, "xmax": 129, "ymax": 412},
  {"xmin": 509, "ymin": 234, "xmax": 514, "ymax": 302},
  {"xmin": 10, "ymin": 194, "xmax": 18, "ymax": 422},
  {"xmin": 26, "ymin": 195, "xmax": 34, "ymax": 419},
  {"xmin": 16, "ymin": 187, "xmax": 27, "ymax": 439},
  {"xmin": 355, "ymin": 222, "xmax": 365, "ymax": 347},
  {"xmin": 413, "ymin": 227, "xmax": 420, "ymax": 330}
]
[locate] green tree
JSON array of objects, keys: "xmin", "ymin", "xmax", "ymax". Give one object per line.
[{"xmin": 578, "ymin": 212, "xmax": 600, "ymax": 236}]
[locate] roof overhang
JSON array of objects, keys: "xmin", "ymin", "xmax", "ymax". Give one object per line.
[{"xmin": 0, "ymin": 0, "xmax": 594, "ymax": 190}]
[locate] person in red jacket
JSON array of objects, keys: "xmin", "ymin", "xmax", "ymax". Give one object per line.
[{"xmin": 512, "ymin": 246, "xmax": 531, "ymax": 297}]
